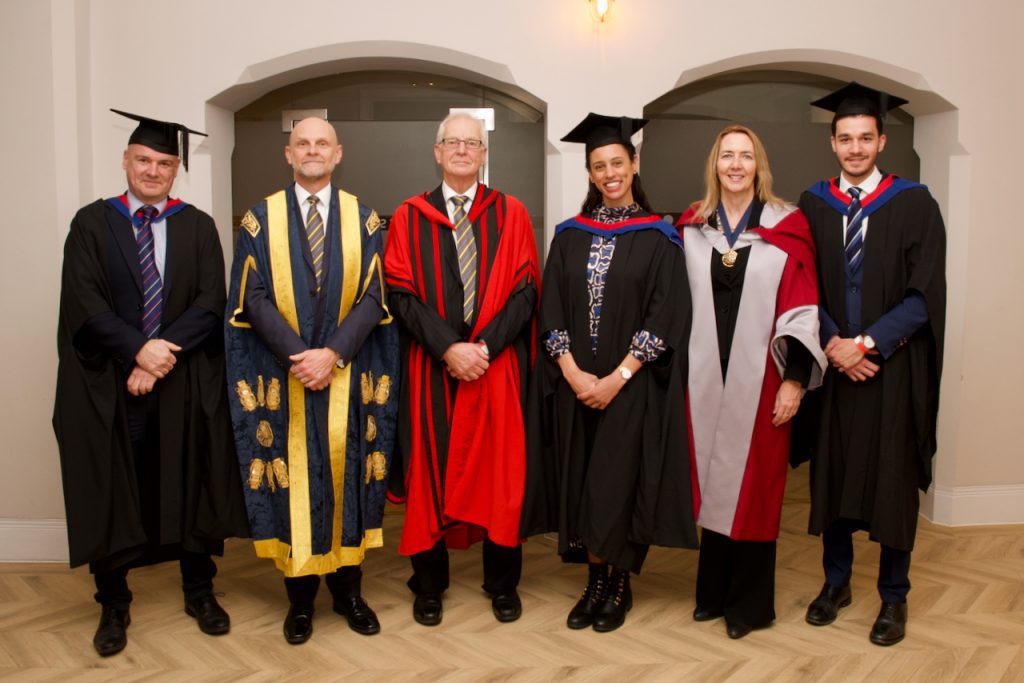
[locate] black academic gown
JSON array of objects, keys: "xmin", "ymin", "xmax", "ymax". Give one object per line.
[
  {"xmin": 796, "ymin": 185, "xmax": 946, "ymax": 551},
  {"xmin": 54, "ymin": 199, "xmax": 249, "ymax": 570},
  {"xmin": 521, "ymin": 225, "xmax": 697, "ymax": 573}
]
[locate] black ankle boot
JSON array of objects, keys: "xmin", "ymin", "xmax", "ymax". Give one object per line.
[
  {"xmin": 592, "ymin": 567, "xmax": 632, "ymax": 632},
  {"xmin": 567, "ymin": 563, "xmax": 608, "ymax": 629}
]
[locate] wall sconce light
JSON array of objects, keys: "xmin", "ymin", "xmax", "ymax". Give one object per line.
[{"xmin": 590, "ymin": 0, "xmax": 612, "ymax": 23}]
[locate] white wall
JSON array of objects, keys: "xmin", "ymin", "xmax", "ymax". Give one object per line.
[{"xmin": 3, "ymin": 0, "xmax": 1022, "ymax": 560}]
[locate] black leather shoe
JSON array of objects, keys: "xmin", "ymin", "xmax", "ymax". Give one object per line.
[
  {"xmin": 283, "ymin": 603, "xmax": 314, "ymax": 644},
  {"xmin": 726, "ymin": 621, "xmax": 752, "ymax": 639},
  {"xmin": 693, "ymin": 606, "xmax": 722, "ymax": 622},
  {"xmin": 184, "ymin": 594, "xmax": 230, "ymax": 635},
  {"xmin": 491, "ymin": 591, "xmax": 522, "ymax": 623},
  {"xmin": 869, "ymin": 601, "xmax": 907, "ymax": 646},
  {"xmin": 567, "ymin": 564, "xmax": 608, "ymax": 629},
  {"xmin": 333, "ymin": 595, "xmax": 381, "ymax": 635},
  {"xmin": 592, "ymin": 568, "xmax": 632, "ymax": 633},
  {"xmin": 805, "ymin": 583, "xmax": 852, "ymax": 626},
  {"xmin": 93, "ymin": 606, "xmax": 130, "ymax": 657},
  {"xmin": 413, "ymin": 593, "xmax": 443, "ymax": 626}
]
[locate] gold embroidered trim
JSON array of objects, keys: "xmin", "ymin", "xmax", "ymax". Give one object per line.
[
  {"xmin": 236, "ymin": 380, "xmax": 257, "ymax": 412},
  {"xmin": 370, "ymin": 451, "xmax": 387, "ymax": 481},
  {"xmin": 373, "ymin": 375, "xmax": 392, "ymax": 405},
  {"xmin": 248, "ymin": 459, "xmax": 265, "ymax": 490},
  {"xmin": 365, "ymin": 210, "xmax": 382, "ymax": 235},
  {"xmin": 271, "ymin": 458, "xmax": 289, "ymax": 489},
  {"xmin": 361, "ymin": 372, "xmax": 374, "ymax": 405},
  {"xmin": 257, "ymin": 375, "xmax": 266, "ymax": 407},
  {"xmin": 241, "ymin": 210, "xmax": 261, "ymax": 237},
  {"xmin": 256, "ymin": 420, "xmax": 274, "ymax": 448},
  {"xmin": 267, "ymin": 378, "xmax": 281, "ymax": 410},
  {"xmin": 365, "ymin": 415, "xmax": 377, "ymax": 442}
]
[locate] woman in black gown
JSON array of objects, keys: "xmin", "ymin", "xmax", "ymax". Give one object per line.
[{"xmin": 520, "ymin": 113, "xmax": 696, "ymax": 632}]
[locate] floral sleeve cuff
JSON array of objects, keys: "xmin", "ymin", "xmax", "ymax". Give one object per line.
[
  {"xmin": 543, "ymin": 329, "xmax": 571, "ymax": 358},
  {"xmin": 629, "ymin": 330, "xmax": 667, "ymax": 363}
]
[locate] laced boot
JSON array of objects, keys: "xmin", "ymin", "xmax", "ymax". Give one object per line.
[
  {"xmin": 592, "ymin": 567, "xmax": 632, "ymax": 632},
  {"xmin": 566, "ymin": 563, "xmax": 608, "ymax": 629}
]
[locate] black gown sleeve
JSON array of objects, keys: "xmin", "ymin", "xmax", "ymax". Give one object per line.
[
  {"xmin": 389, "ymin": 291, "xmax": 461, "ymax": 360},
  {"xmin": 79, "ymin": 312, "xmax": 148, "ymax": 372},
  {"xmin": 475, "ymin": 281, "xmax": 538, "ymax": 356},
  {"xmin": 782, "ymin": 335, "xmax": 814, "ymax": 387}
]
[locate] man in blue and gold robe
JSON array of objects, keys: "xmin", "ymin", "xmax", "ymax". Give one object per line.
[{"xmin": 225, "ymin": 117, "xmax": 398, "ymax": 645}]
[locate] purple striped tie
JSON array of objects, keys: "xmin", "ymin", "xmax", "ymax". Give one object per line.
[{"xmin": 135, "ymin": 205, "xmax": 163, "ymax": 338}]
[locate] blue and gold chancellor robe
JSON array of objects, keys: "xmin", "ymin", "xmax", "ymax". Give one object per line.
[{"xmin": 225, "ymin": 185, "xmax": 398, "ymax": 576}]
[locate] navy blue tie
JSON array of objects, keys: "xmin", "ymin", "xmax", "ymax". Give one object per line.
[{"xmin": 134, "ymin": 205, "xmax": 162, "ymax": 338}]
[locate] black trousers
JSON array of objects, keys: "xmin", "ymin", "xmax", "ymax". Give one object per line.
[
  {"xmin": 822, "ymin": 518, "xmax": 911, "ymax": 602},
  {"xmin": 695, "ymin": 529, "xmax": 777, "ymax": 628},
  {"xmin": 94, "ymin": 552, "xmax": 216, "ymax": 609},
  {"xmin": 408, "ymin": 538, "xmax": 521, "ymax": 596},
  {"xmin": 284, "ymin": 565, "xmax": 363, "ymax": 606}
]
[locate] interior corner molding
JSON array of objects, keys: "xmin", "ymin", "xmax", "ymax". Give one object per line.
[
  {"xmin": 0, "ymin": 519, "xmax": 68, "ymax": 563},
  {"xmin": 924, "ymin": 484, "xmax": 1024, "ymax": 527}
]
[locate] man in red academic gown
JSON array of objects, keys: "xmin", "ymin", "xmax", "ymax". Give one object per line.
[{"xmin": 384, "ymin": 113, "xmax": 539, "ymax": 626}]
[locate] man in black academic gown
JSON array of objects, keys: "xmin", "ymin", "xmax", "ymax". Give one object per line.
[
  {"xmin": 53, "ymin": 111, "xmax": 249, "ymax": 656},
  {"xmin": 795, "ymin": 83, "xmax": 946, "ymax": 646}
]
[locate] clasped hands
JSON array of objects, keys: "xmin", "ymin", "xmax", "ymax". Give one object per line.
[
  {"xmin": 825, "ymin": 335, "xmax": 880, "ymax": 383},
  {"xmin": 289, "ymin": 348, "xmax": 341, "ymax": 391},
  {"xmin": 443, "ymin": 342, "xmax": 490, "ymax": 382},
  {"xmin": 128, "ymin": 338, "xmax": 181, "ymax": 396},
  {"xmin": 559, "ymin": 356, "xmax": 626, "ymax": 411}
]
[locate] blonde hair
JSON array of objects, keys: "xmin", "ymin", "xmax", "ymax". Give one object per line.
[{"xmin": 694, "ymin": 124, "xmax": 785, "ymax": 220}]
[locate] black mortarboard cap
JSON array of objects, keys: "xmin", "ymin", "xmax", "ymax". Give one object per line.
[
  {"xmin": 810, "ymin": 82, "xmax": 909, "ymax": 120},
  {"xmin": 111, "ymin": 109, "xmax": 208, "ymax": 171},
  {"xmin": 561, "ymin": 112, "xmax": 649, "ymax": 155}
]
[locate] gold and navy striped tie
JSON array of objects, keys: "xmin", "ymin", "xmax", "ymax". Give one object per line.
[
  {"xmin": 306, "ymin": 195, "xmax": 325, "ymax": 289},
  {"xmin": 452, "ymin": 195, "xmax": 477, "ymax": 323}
]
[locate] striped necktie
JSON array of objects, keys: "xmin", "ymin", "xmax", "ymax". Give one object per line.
[
  {"xmin": 452, "ymin": 195, "xmax": 477, "ymax": 323},
  {"xmin": 134, "ymin": 205, "xmax": 162, "ymax": 338},
  {"xmin": 306, "ymin": 195, "xmax": 326, "ymax": 289},
  {"xmin": 845, "ymin": 187, "xmax": 865, "ymax": 268}
]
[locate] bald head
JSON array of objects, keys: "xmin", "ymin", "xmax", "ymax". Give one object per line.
[{"xmin": 285, "ymin": 117, "xmax": 342, "ymax": 192}]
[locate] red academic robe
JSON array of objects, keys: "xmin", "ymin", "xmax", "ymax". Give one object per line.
[{"xmin": 384, "ymin": 186, "xmax": 539, "ymax": 555}]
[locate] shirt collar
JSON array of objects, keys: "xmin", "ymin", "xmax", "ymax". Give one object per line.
[
  {"xmin": 839, "ymin": 166, "xmax": 883, "ymax": 195},
  {"xmin": 441, "ymin": 181, "xmax": 478, "ymax": 208},
  {"xmin": 293, "ymin": 183, "xmax": 333, "ymax": 212},
  {"xmin": 126, "ymin": 191, "xmax": 168, "ymax": 219}
]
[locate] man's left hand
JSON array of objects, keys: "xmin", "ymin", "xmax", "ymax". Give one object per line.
[
  {"xmin": 126, "ymin": 366, "xmax": 158, "ymax": 396},
  {"xmin": 288, "ymin": 348, "xmax": 339, "ymax": 391},
  {"xmin": 771, "ymin": 378, "xmax": 802, "ymax": 426}
]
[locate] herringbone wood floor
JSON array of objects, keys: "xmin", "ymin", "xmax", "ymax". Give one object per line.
[{"xmin": 2, "ymin": 470, "xmax": 1022, "ymax": 682}]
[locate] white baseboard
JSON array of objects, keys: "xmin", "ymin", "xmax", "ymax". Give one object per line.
[
  {"xmin": 0, "ymin": 519, "xmax": 69, "ymax": 563},
  {"xmin": 924, "ymin": 484, "xmax": 1024, "ymax": 526}
]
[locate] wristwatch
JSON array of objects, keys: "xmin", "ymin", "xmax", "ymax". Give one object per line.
[
  {"xmin": 853, "ymin": 334, "xmax": 876, "ymax": 354},
  {"xmin": 617, "ymin": 366, "xmax": 633, "ymax": 381}
]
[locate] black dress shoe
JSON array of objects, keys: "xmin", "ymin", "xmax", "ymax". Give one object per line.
[
  {"xmin": 184, "ymin": 594, "xmax": 230, "ymax": 635},
  {"xmin": 283, "ymin": 603, "xmax": 314, "ymax": 644},
  {"xmin": 567, "ymin": 563, "xmax": 608, "ymax": 629},
  {"xmin": 693, "ymin": 606, "xmax": 723, "ymax": 622},
  {"xmin": 413, "ymin": 593, "xmax": 443, "ymax": 626},
  {"xmin": 333, "ymin": 595, "xmax": 381, "ymax": 635},
  {"xmin": 491, "ymin": 591, "xmax": 522, "ymax": 623},
  {"xmin": 869, "ymin": 601, "xmax": 907, "ymax": 646},
  {"xmin": 93, "ymin": 606, "xmax": 130, "ymax": 657},
  {"xmin": 726, "ymin": 621, "xmax": 752, "ymax": 639},
  {"xmin": 805, "ymin": 583, "xmax": 852, "ymax": 626},
  {"xmin": 592, "ymin": 568, "xmax": 632, "ymax": 633}
]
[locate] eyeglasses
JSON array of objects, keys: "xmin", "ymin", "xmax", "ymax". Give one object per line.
[{"xmin": 439, "ymin": 137, "xmax": 485, "ymax": 150}]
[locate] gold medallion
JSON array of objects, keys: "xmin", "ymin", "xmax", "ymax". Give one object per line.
[
  {"xmin": 271, "ymin": 458, "xmax": 290, "ymax": 489},
  {"xmin": 371, "ymin": 451, "xmax": 388, "ymax": 481},
  {"xmin": 722, "ymin": 249, "xmax": 738, "ymax": 268},
  {"xmin": 366, "ymin": 415, "xmax": 377, "ymax": 442},
  {"xmin": 256, "ymin": 375, "xmax": 266, "ymax": 407},
  {"xmin": 361, "ymin": 372, "xmax": 374, "ymax": 405},
  {"xmin": 373, "ymin": 375, "xmax": 392, "ymax": 405}
]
